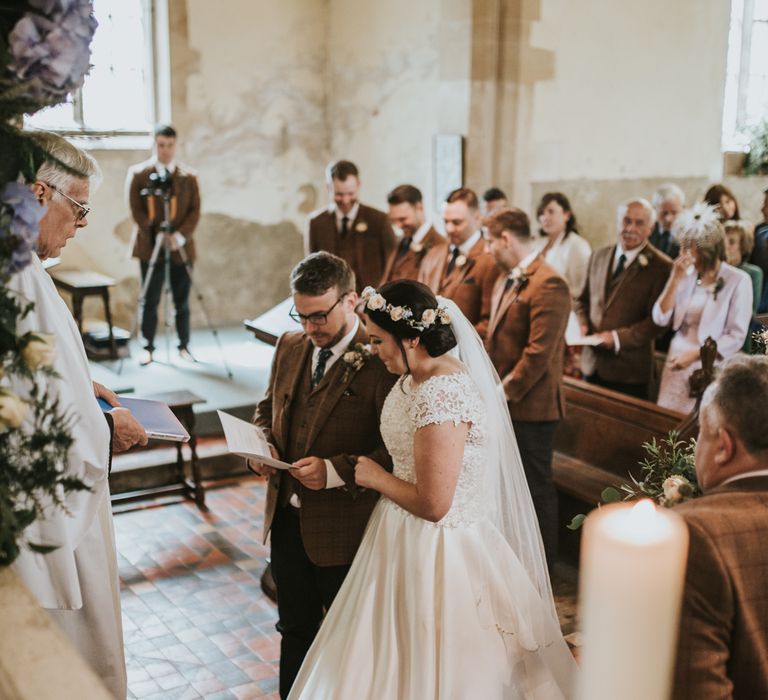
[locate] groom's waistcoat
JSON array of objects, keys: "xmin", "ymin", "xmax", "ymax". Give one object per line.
[{"xmin": 254, "ymin": 329, "xmax": 396, "ymax": 567}]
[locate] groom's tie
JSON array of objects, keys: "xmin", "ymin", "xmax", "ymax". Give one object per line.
[{"xmin": 312, "ymin": 348, "xmax": 333, "ymax": 388}]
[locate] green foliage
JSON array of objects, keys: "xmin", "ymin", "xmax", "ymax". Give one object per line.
[
  {"xmin": 567, "ymin": 431, "xmax": 699, "ymax": 531},
  {"xmin": 0, "ymin": 1, "xmax": 95, "ymax": 566},
  {"xmin": 743, "ymin": 119, "xmax": 768, "ymax": 176}
]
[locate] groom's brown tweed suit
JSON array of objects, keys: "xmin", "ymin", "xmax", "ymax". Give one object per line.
[{"xmin": 253, "ymin": 324, "xmax": 395, "ymax": 697}]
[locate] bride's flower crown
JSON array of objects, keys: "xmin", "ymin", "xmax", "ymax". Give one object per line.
[{"xmin": 361, "ymin": 286, "xmax": 452, "ymax": 331}]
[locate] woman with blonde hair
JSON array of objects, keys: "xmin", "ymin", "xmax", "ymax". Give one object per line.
[{"xmin": 652, "ymin": 204, "xmax": 752, "ymax": 413}]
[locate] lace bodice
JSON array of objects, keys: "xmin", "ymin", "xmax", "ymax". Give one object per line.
[{"xmin": 379, "ymin": 372, "xmax": 487, "ymax": 527}]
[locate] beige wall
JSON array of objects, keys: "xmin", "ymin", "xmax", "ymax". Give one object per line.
[{"xmin": 59, "ymin": 0, "xmax": 766, "ymax": 331}]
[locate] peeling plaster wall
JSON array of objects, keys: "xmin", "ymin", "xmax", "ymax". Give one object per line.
[
  {"xmin": 465, "ymin": 0, "xmax": 766, "ymax": 248},
  {"xmin": 59, "ymin": 0, "xmax": 763, "ymax": 333},
  {"xmin": 325, "ymin": 0, "xmax": 472, "ymax": 219}
]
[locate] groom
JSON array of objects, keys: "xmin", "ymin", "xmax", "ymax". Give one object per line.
[{"xmin": 250, "ymin": 252, "xmax": 395, "ymax": 698}]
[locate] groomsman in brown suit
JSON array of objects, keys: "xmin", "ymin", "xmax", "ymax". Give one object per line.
[
  {"xmin": 306, "ymin": 160, "xmax": 396, "ymax": 293},
  {"xmin": 420, "ymin": 187, "xmax": 500, "ymax": 335},
  {"xmin": 249, "ymin": 252, "xmax": 395, "ymax": 698},
  {"xmin": 484, "ymin": 208, "xmax": 570, "ymax": 569},
  {"xmin": 128, "ymin": 124, "xmax": 201, "ymax": 365},
  {"xmin": 674, "ymin": 355, "xmax": 768, "ymax": 700},
  {"xmin": 574, "ymin": 198, "xmax": 672, "ymax": 400},
  {"xmin": 380, "ymin": 184, "xmax": 447, "ymax": 285}
]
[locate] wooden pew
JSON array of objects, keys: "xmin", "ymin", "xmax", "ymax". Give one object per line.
[{"xmin": 553, "ymin": 377, "xmax": 686, "ymax": 507}]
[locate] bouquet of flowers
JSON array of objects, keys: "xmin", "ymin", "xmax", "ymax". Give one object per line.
[
  {"xmin": 568, "ymin": 431, "xmax": 699, "ymax": 530},
  {"xmin": 0, "ymin": 1, "xmax": 97, "ymax": 565}
]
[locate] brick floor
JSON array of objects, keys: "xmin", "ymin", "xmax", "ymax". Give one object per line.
[
  {"xmin": 115, "ymin": 476, "xmax": 279, "ymax": 700},
  {"xmin": 115, "ymin": 476, "xmax": 579, "ymax": 699}
]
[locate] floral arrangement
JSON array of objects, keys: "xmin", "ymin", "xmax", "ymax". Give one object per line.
[
  {"xmin": 341, "ymin": 342, "xmax": 371, "ymax": 382},
  {"xmin": 0, "ymin": 1, "xmax": 98, "ymax": 566},
  {"xmin": 567, "ymin": 431, "xmax": 699, "ymax": 530},
  {"xmin": 361, "ymin": 286, "xmax": 452, "ymax": 331}
]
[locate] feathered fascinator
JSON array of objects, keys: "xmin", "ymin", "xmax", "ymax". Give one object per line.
[{"xmin": 672, "ymin": 202, "xmax": 725, "ymax": 250}]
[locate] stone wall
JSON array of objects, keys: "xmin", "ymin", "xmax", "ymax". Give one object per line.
[{"xmin": 61, "ymin": 0, "xmax": 764, "ymax": 331}]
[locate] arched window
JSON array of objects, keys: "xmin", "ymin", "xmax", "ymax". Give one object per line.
[
  {"xmin": 723, "ymin": 0, "xmax": 768, "ymax": 149},
  {"xmin": 25, "ymin": 0, "xmax": 170, "ymax": 141}
]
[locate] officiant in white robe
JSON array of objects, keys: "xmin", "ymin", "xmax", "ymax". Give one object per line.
[{"xmin": 9, "ymin": 133, "xmax": 147, "ymax": 699}]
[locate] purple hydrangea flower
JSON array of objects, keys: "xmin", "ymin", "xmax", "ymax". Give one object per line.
[
  {"xmin": 7, "ymin": 0, "xmax": 98, "ymax": 105},
  {"xmin": 1, "ymin": 182, "xmax": 46, "ymax": 276}
]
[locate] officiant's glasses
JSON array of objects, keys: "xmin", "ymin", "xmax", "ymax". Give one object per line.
[
  {"xmin": 289, "ymin": 296, "xmax": 346, "ymax": 326},
  {"xmin": 49, "ymin": 184, "xmax": 90, "ymax": 222}
]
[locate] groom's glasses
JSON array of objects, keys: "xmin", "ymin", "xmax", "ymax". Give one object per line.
[{"xmin": 289, "ymin": 295, "xmax": 346, "ymax": 326}]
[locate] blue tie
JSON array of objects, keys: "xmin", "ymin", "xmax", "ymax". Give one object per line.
[{"xmin": 312, "ymin": 348, "xmax": 333, "ymax": 388}]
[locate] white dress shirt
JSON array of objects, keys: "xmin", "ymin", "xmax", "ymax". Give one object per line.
[
  {"xmin": 334, "ymin": 202, "xmax": 360, "ymax": 233},
  {"xmin": 449, "ymin": 229, "xmax": 482, "ymax": 258},
  {"xmin": 721, "ymin": 468, "xmax": 768, "ymax": 486}
]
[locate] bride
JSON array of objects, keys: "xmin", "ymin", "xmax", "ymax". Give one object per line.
[{"xmin": 289, "ymin": 280, "xmax": 577, "ymax": 699}]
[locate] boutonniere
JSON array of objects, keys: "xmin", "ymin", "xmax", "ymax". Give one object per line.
[
  {"xmin": 713, "ymin": 277, "xmax": 725, "ymax": 301},
  {"xmin": 341, "ymin": 342, "xmax": 371, "ymax": 381},
  {"xmin": 638, "ymin": 253, "xmax": 649, "ymax": 268},
  {"xmin": 355, "ymin": 221, "xmax": 368, "ymax": 233},
  {"xmin": 455, "ymin": 254, "xmax": 468, "ymax": 269},
  {"xmin": 410, "ymin": 239, "xmax": 433, "ymax": 256},
  {"xmin": 511, "ymin": 266, "xmax": 529, "ymax": 289}
]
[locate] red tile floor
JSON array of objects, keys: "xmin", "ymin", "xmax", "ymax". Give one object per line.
[
  {"xmin": 115, "ymin": 476, "xmax": 579, "ymax": 699},
  {"xmin": 115, "ymin": 476, "xmax": 280, "ymax": 700}
]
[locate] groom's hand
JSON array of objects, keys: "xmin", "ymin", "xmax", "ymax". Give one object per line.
[
  {"xmin": 290, "ymin": 456, "xmax": 327, "ymax": 490},
  {"xmin": 246, "ymin": 445, "xmax": 279, "ymax": 477}
]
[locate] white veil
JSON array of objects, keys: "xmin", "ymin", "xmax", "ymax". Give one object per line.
[{"xmin": 439, "ymin": 297, "xmax": 557, "ymax": 617}]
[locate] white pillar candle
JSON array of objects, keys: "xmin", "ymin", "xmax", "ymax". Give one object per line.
[{"xmin": 577, "ymin": 500, "xmax": 689, "ymax": 700}]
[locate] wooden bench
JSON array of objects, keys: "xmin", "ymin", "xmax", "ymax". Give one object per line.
[
  {"xmin": 553, "ymin": 377, "xmax": 687, "ymax": 506},
  {"xmin": 49, "ymin": 269, "xmax": 118, "ymax": 359}
]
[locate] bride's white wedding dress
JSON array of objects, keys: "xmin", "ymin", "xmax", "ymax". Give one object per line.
[{"xmin": 289, "ymin": 371, "xmax": 576, "ymax": 699}]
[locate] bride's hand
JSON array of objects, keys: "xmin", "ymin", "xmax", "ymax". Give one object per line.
[{"xmin": 354, "ymin": 456, "xmax": 384, "ymax": 490}]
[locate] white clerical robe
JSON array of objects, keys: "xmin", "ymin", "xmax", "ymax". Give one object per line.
[{"xmin": 8, "ymin": 254, "xmax": 126, "ymax": 699}]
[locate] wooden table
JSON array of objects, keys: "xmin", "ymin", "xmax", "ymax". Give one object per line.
[
  {"xmin": 111, "ymin": 390, "xmax": 208, "ymax": 511},
  {"xmin": 49, "ymin": 269, "xmax": 118, "ymax": 359}
]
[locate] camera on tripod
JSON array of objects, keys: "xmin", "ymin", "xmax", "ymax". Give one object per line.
[{"xmin": 139, "ymin": 170, "xmax": 174, "ymax": 198}]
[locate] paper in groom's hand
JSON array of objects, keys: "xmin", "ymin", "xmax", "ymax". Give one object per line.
[{"xmin": 217, "ymin": 410, "xmax": 292, "ymax": 470}]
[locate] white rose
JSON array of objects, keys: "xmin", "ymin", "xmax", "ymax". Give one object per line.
[
  {"xmin": 389, "ymin": 306, "xmax": 405, "ymax": 321},
  {"xmin": 367, "ymin": 293, "xmax": 386, "ymax": 311},
  {"xmin": 455, "ymin": 254, "xmax": 467, "ymax": 268},
  {"xmin": 421, "ymin": 309, "xmax": 437, "ymax": 326},
  {"xmin": 343, "ymin": 351, "xmax": 357, "ymax": 364},
  {"xmin": 662, "ymin": 475, "xmax": 689, "ymax": 505},
  {"xmin": 0, "ymin": 390, "xmax": 28, "ymax": 432},
  {"xmin": 22, "ymin": 333, "xmax": 56, "ymax": 370},
  {"xmin": 410, "ymin": 242, "xmax": 424, "ymax": 253}
]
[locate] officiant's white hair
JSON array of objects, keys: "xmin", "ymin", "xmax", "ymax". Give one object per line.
[{"xmin": 29, "ymin": 131, "xmax": 102, "ymax": 191}]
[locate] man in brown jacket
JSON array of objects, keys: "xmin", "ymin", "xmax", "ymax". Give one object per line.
[
  {"xmin": 420, "ymin": 187, "xmax": 500, "ymax": 336},
  {"xmin": 127, "ymin": 124, "xmax": 201, "ymax": 365},
  {"xmin": 574, "ymin": 198, "xmax": 671, "ymax": 399},
  {"xmin": 381, "ymin": 184, "xmax": 447, "ymax": 285},
  {"xmin": 484, "ymin": 208, "xmax": 570, "ymax": 569},
  {"xmin": 249, "ymin": 252, "xmax": 395, "ymax": 698},
  {"xmin": 674, "ymin": 355, "xmax": 768, "ymax": 700},
  {"xmin": 306, "ymin": 160, "xmax": 396, "ymax": 293}
]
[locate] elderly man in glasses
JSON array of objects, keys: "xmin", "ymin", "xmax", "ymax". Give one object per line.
[
  {"xmin": 249, "ymin": 251, "xmax": 395, "ymax": 698},
  {"xmin": 11, "ymin": 131, "xmax": 148, "ymax": 699}
]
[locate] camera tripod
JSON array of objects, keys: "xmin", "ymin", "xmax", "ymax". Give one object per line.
[{"xmin": 123, "ymin": 179, "xmax": 233, "ymax": 379}]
